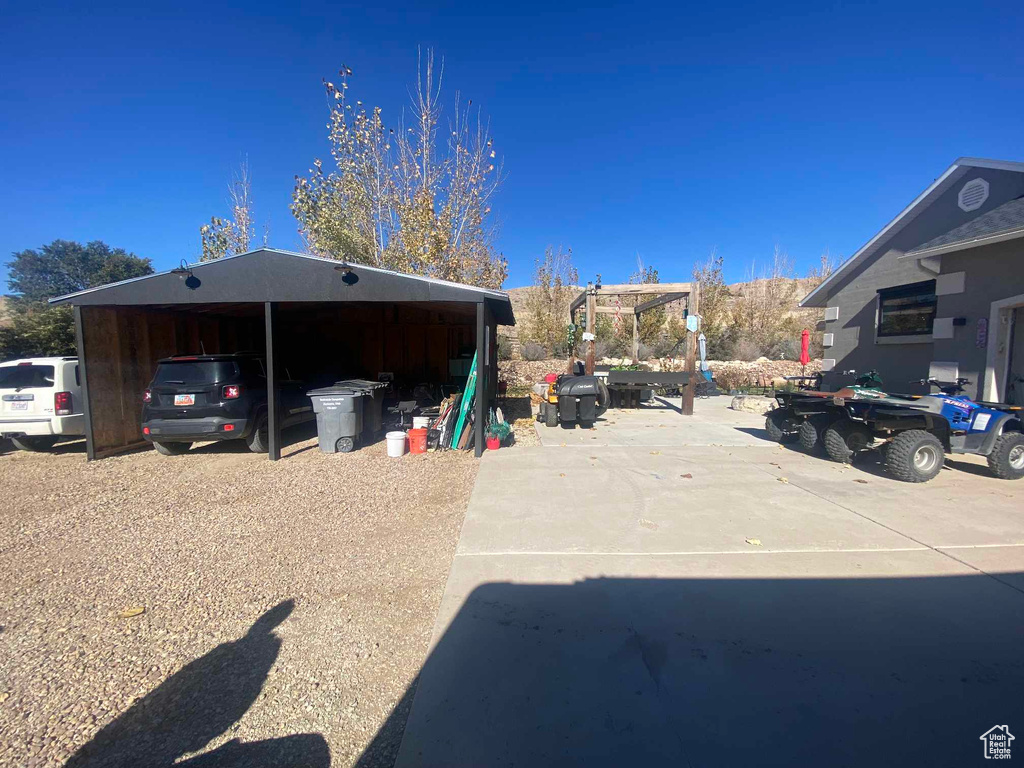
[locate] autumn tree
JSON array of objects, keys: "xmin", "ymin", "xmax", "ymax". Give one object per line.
[
  {"xmin": 200, "ymin": 160, "xmax": 256, "ymax": 261},
  {"xmin": 291, "ymin": 51, "xmax": 507, "ymax": 289},
  {"xmin": 522, "ymin": 246, "xmax": 578, "ymax": 354},
  {"xmin": 691, "ymin": 249, "xmax": 732, "ymax": 358}
]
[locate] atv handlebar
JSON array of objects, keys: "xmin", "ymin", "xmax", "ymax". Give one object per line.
[{"xmin": 920, "ymin": 377, "xmax": 971, "ymax": 395}]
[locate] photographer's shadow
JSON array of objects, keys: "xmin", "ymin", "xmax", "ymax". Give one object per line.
[{"xmin": 65, "ymin": 600, "xmax": 330, "ymax": 768}]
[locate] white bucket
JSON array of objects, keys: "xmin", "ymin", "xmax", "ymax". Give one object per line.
[
  {"xmin": 386, "ymin": 431, "xmax": 407, "ymax": 457},
  {"xmin": 412, "ymin": 416, "xmax": 431, "ymax": 430}
]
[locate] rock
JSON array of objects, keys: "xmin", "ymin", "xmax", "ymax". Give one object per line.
[{"xmin": 730, "ymin": 395, "xmax": 776, "ymax": 415}]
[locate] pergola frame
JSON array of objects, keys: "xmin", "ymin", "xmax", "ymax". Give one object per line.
[{"xmin": 569, "ymin": 280, "xmax": 701, "ymax": 415}]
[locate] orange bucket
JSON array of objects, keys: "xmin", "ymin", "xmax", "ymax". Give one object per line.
[{"xmin": 408, "ymin": 428, "xmax": 428, "ymax": 454}]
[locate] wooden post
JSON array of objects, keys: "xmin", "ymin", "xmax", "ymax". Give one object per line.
[
  {"xmin": 475, "ymin": 300, "xmax": 486, "ymax": 458},
  {"xmin": 264, "ymin": 301, "xmax": 282, "ymax": 460},
  {"xmin": 681, "ymin": 283, "xmax": 700, "ymax": 416},
  {"xmin": 73, "ymin": 305, "xmax": 97, "ymax": 461},
  {"xmin": 631, "ymin": 312, "xmax": 639, "ymax": 363},
  {"xmin": 585, "ymin": 283, "xmax": 596, "ymax": 376}
]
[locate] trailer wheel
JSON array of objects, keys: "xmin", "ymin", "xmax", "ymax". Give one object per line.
[
  {"xmin": 544, "ymin": 403, "xmax": 558, "ymax": 428},
  {"xmin": 798, "ymin": 414, "xmax": 832, "ymax": 453},
  {"xmin": 987, "ymin": 432, "xmax": 1024, "ymax": 480},
  {"xmin": 885, "ymin": 430, "xmax": 944, "ymax": 482},
  {"xmin": 823, "ymin": 419, "xmax": 872, "ymax": 463},
  {"xmin": 764, "ymin": 410, "xmax": 796, "ymax": 443}
]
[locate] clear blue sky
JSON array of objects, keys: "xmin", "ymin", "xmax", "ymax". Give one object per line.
[{"xmin": 1, "ymin": 0, "xmax": 1022, "ymax": 290}]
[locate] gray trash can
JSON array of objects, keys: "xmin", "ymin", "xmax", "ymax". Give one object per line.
[{"xmin": 307, "ymin": 379, "xmax": 387, "ymax": 453}]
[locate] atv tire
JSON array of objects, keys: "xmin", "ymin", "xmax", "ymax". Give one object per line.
[
  {"xmin": 885, "ymin": 430, "xmax": 944, "ymax": 483},
  {"xmin": 823, "ymin": 419, "xmax": 872, "ymax": 463},
  {"xmin": 11, "ymin": 436, "xmax": 58, "ymax": 452},
  {"xmin": 153, "ymin": 441, "xmax": 192, "ymax": 456},
  {"xmin": 798, "ymin": 414, "xmax": 832, "ymax": 453},
  {"xmin": 765, "ymin": 410, "xmax": 797, "ymax": 443},
  {"xmin": 987, "ymin": 432, "xmax": 1024, "ymax": 480}
]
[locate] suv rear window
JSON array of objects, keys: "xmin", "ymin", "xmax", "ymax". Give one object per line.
[
  {"xmin": 152, "ymin": 361, "xmax": 239, "ymax": 385},
  {"xmin": 0, "ymin": 365, "xmax": 55, "ymax": 389}
]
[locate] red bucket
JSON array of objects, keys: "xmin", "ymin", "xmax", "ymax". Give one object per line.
[
  {"xmin": 408, "ymin": 428, "xmax": 428, "ymax": 454},
  {"xmin": 486, "ymin": 436, "xmax": 501, "ymax": 451}
]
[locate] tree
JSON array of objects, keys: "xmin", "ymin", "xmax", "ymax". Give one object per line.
[
  {"xmin": 522, "ymin": 247, "xmax": 578, "ymax": 354},
  {"xmin": 291, "ymin": 51, "xmax": 508, "ymax": 289},
  {"xmin": 2, "ymin": 240, "xmax": 153, "ymax": 359},
  {"xmin": 691, "ymin": 249, "xmax": 732, "ymax": 358},
  {"xmin": 732, "ymin": 245, "xmax": 799, "ymax": 358},
  {"xmin": 200, "ymin": 160, "xmax": 256, "ymax": 261},
  {"xmin": 627, "ymin": 259, "xmax": 666, "ymax": 346}
]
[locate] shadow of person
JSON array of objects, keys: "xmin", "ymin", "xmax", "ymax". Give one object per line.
[{"xmin": 65, "ymin": 600, "xmax": 330, "ymax": 768}]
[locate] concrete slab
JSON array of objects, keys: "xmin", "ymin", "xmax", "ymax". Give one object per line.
[
  {"xmin": 458, "ymin": 446, "xmax": 922, "ymax": 555},
  {"xmin": 387, "ymin": 398, "xmax": 1024, "ymax": 768},
  {"xmin": 534, "ymin": 395, "xmax": 768, "ymax": 448},
  {"xmin": 396, "ymin": 550, "xmax": 1024, "ymax": 767}
]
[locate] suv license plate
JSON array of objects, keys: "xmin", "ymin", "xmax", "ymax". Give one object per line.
[
  {"xmin": 11, "ymin": 402, "xmax": 28, "ymax": 411},
  {"xmin": 174, "ymin": 394, "xmax": 196, "ymax": 406}
]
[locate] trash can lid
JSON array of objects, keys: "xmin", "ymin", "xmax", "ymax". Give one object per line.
[{"xmin": 307, "ymin": 379, "xmax": 387, "ymax": 397}]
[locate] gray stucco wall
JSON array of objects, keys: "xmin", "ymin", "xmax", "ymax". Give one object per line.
[
  {"xmin": 819, "ymin": 166, "xmax": 1024, "ymax": 394},
  {"xmin": 933, "ymin": 240, "xmax": 1024, "ymax": 399}
]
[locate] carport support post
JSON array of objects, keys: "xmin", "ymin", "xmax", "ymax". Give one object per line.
[
  {"xmin": 73, "ymin": 305, "xmax": 97, "ymax": 461},
  {"xmin": 264, "ymin": 301, "xmax": 282, "ymax": 461},
  {"xmin": 475, "ymin": 301, "xmax": 486, "ymax": 458}
]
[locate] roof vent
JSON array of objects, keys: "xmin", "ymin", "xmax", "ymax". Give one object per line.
[{"xmin": 958, "ymin": 178, "xmax": 989, "ymax": 212}]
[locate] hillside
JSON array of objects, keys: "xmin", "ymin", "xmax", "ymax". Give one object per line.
[{"xmin": 504, "ymin": 277, "xmax": 818, "ymax": 327}]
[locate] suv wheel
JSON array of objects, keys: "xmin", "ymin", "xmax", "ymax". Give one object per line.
[
  {"xmin": 885, "ymin": 430, "xmax": 944, "ymax": 483},
  {"xmin": 823, "ymin": 419, "xmax": 872, "ymax": 463},
  {"xmin": 987, "ymin": 432, "xmax": 1024, "ymax": 480},
  {"xmin": 247, "ymin": 417, "xmax": 269, "ymax": 453},
  {"xmin": 11, "ymin": 436, "xmax": 58, "ymax": 452},
  {"xmin": 153, "ymin": 441, "xmax": 192, "ymax": 456}
]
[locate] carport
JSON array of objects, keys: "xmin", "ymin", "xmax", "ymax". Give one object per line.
[{"xmin": 50, "ymin": 248, "xmax": 514, "ymax": 460}]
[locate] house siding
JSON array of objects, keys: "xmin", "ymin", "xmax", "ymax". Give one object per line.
[
  {"xmin": 933, "ymin": 240, "xmax": 1024, "ymax": 399},
  {"xmin": 818, "ymin": 166, "xmax": 1024, "ymax": 393}
]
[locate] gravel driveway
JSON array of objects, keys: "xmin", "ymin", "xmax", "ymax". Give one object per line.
[{"xmin": 0, "ymin": 435, "xmax": 478, "ymax": 767}]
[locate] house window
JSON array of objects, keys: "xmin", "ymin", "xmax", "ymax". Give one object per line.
[{"xmin": 877, "ymin": 280, "xmax": 937, "ymax": 337}]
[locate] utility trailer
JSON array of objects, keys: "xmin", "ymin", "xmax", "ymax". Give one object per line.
[{"xmin": 602, "ymin": 370, "xmax": 692, "ymax": 409}]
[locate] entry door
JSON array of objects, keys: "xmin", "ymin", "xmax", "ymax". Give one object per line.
[{"xmin": 1010, "ymin": 308, "xmax": 1024, "ymax": 405}]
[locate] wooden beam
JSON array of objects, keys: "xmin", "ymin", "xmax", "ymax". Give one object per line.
[
  {"xmin": 633, "ymin": 292, "xmax": 686, "ymax": 315},
  {"xmin": 585, "ymin": 286, "xmax": 596, "ymax": 375},
  {"xmin": 265, "ymin": 301, "xmax": 282, "ymax": 460},
  {"xmin": 569, "ymin": 290, "xmax": 587, "ymax": 315},
  {"xmin": 594, "ymin": 305, "xmax": 622, "ymax": 315},
  {"xmin": 594, "ymin": 282, "xmax": 692, "ymax": 296}
]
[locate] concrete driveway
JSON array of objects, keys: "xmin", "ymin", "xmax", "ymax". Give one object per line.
[{"xmin": 388, "ymin": 397, "xmax": 1024, "ymax": 767}]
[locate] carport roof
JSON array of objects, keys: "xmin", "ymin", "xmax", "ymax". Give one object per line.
[{"xmin": 50, "ymin": 248, "xmax": 515, "ymax": 325}]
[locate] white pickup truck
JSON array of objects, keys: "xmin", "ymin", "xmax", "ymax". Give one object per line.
[{"xmin": 0, "ymin": 357, "xmax": 85, "ymax": 451}]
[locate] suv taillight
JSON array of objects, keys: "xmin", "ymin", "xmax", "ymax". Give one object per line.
[
  {"xmin": 54, "ymin": 391, "xmax": 73, "ymax": 415},
  {"xmin": 222, "ymin": 385, "xmax": 242, "ymax": 399},
  {"xmin": 143, "ymin": 389, "xmax": 152, "ymax": 403}
]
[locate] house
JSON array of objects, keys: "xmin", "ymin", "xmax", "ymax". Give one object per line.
[{"xmin": 800, "ymin": 158, "xmax": 1024, "ymax": 404}]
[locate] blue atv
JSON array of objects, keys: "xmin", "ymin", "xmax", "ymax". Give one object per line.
[{"xmin": 825, "ymin": 377, "xmax": 1024, "ymax": 483}]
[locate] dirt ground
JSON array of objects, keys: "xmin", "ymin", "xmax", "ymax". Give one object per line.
[{"xmin": 0, "ymin": 432, "xmax": 478, "ymax": 768}]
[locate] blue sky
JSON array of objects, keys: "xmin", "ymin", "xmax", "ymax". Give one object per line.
[{"xmin": 1, "ymin": 0, "xmax": 1022, "ymax": 290}]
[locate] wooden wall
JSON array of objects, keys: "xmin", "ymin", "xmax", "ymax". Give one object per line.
[
  {"xmin": 79, "ymin": 302, "xmax": 479, "ymax": 459},
  {"xmin": 79, "ymin": 306, "xmax": 262, "ymax": 458}
]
